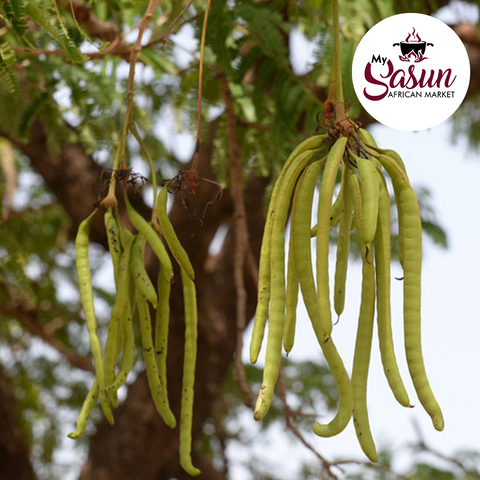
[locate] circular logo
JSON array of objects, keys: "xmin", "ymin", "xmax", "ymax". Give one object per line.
[{"xmin": 352, "ymin": 13, "xmax": 470, "ymax": 131}]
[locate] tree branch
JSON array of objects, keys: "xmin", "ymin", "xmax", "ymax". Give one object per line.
[
  {"xmin": 219, "ymin": 72, "xmax": 256, "ymax": 406},
  {"xmin": 0, "ymin": 304, "xmax": 94, "ymax": 373}
]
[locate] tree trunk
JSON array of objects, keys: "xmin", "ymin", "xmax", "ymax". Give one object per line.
[{"xmin": 0, "ymin": 365, "xmax": 36, "ymax": 480}]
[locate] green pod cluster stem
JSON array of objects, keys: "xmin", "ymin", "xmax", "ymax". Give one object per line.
[
  {"xmin": 71, "ymin": 187, "xmax": 201, "ymax": 476},
  {"xmin": 250, "ymin": 127, "xmax": 443, "ymax": 461}
]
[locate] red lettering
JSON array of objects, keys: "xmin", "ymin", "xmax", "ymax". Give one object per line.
[
  {"xmin": 363, "ymin": 60, "xmax": 393, "ymax": 101},
  {"xmin": 363, "ymin": 61, "xmax": 457, "ymax": 100},
  {"xmin": 433, "ymin": 69, "xmax": 456, "ymax": 88}
]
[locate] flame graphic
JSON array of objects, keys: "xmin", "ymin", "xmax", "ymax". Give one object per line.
[
  {"xmin": 405, "ymin": 27, "xmax": 422, "ymax": 43},
  {"xmin": 414, "ymin": 51, "xmax": 428, "ymax": 63}
]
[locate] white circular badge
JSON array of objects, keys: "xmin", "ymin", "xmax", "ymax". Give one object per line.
[{"xmin": 352, "ymin": 13, "xmax": 470, "ymax": 131}]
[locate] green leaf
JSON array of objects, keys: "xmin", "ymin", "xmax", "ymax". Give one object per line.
[
  {"xmin": 25, "ymin": 2, "xmax": 87, "ymax": 64},
  {"xmin": 0, "ymin": 42, "xmax": 17, "ymax": 94},
  {"xmin": 140, "ymin": 49, "xmax": 178, "ymax": 76},
  {"xmin": 1, "ymin": 0, "xmax": 28, "ymax": 37}
]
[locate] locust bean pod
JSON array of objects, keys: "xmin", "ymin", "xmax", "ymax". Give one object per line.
[
  {"xmin": 350, "ymin": 150, "xmax": 380, "ymax": 250},
  {"xmin": 291, "ymin": 161, "xmax": 325, "ymax": 341},
  {"xmin": 179, "ymin": 269, "xmax": 201, "ymax": 476},
  {"xmin": 312, "ymin": 337, "xmax": 353, "ymax": 437},
  {"xmin": 347, "ymin": 169, "xmax": 378, "ymax": 462},
  {"xmin": 328, "ymin": 178, "xmax": 344, "ymax": 227},
  {"xmin": 284, "ymin": 228, "xmax": 299, "ymax": 355},
  {"xmin": 333, "ymin": 162, "xmax": 353, "ymax": 318},
  {"xmin": 104, "ymin": 208, "xmax": 122, "ymax": 283},
  {"xmin": 291, "ymin": 161, "xmax": 353, "ymax": 436},
  {"xmin": 114, "ymin": 209, "xmax": 135, "ymax": 249},
  {"xmin": 136, "ymin": 285, "xmax": 176, "ymax": 428},
  {"xmin": 359, "ymin": 130, "xmax": 407, "ymax": 174},
  {"xmin": 155, "ymin": 263, "xmax": 172, "ymax": 396},
  {"xmin": 374, "ymin": 173, "xmax": 411, "ymax": 408},
  {"xmin": 351, "ymin": 259, "xmax": 378, "ymax": 462},
  {"xmin": 358, "ymin": 128, "xmax": 378, "ymax": 149},
  {"xmin": 124, "ymin": 193, "xmax": 174, "ymax": 283},
  {"xmin": 253, "ymin": 149, "xmax": 319, "ymax": 421},
  {"xmin": 377, "ymin": 154, "xmax": 444, "ymax": 431},
  {"xmin": 131, "ymin": 234, "xmax": 158, "ymax": 308},
  {"xmin": 316, "ymin": 136, "xmax": 348, "ymax": 341},
  {"xmin": 250, "ymin": 202, "xmax": 274, "ymax": 364},
  {"xmin": 156, "ymin": 186, "xmax": 195, "ymax": 281},
  {"xmin": 68, "ymin": 380, "xmax": 99, "ymax": 439},
  {"xmin": 103, "ymin": 233, "xmax": 135, "ymax": 407},
  {"xmin": 361, "ymin": 148, "xmax": 406, "ymax": 267},
  {"xmin": 250, "ymin": 134, "xmax": 330, "ymax": 364},
  {"xmin": 105, "ymin": 283, "xmax": 136, "ymax": 396},
  {"xmin": 75, "ymin": 209, "xmax": 114, "ymax": 424}
]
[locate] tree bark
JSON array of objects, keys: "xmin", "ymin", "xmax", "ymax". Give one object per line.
[{"xmin": 0, "ymin": 365, "xmax": 36, "ymax": 480}]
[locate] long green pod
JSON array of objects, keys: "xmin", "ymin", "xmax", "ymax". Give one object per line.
[
  {"xmin": 292, "ymin": 161, "xmax": 325, "ymax": 341},
  {"xmin": 347, "ymin": 169, "xmax": 378, "ymax": 462},
  {"xmin": 253, "ymin": 149, "xmax": 319, "ymax": 421},
  {"xmin": 375, "ymin": 173, "xmax": 411, "ymax": 408},
  {"xmin": 136, "ymin": 286, "xmax": 176, "ymax": 429},
  {"xmin": 105, "ymin": 296, "xmax": 135, "ymax": 395},
  {"xmin": 103, "ymin": 233, "xmax": 135, "ymax": 407},
  {"xmin": 291, "ymin": 161, "xmax": 353, "ymax": 436},
  {"xmin": 114, "ymin": 209, "xmax": 135, "ymax": 249},
  {"xmin": 284, "ymin": 227, "xmax": 298, "ymax": 356},
  {"xmin": 155, "ymin": 262, "xmax": 171, "ymax": 396},
  {"xmin": 333, "ymin": 162, "xmax": 353, "ymax": 318},
  {"xmin": 377, "ymin": 154, "xmax": 444, "ymax": 432},
  {"xmin": 250, "ymin": 134, "xmax": 330, "ymax": 364},
  {"xmin": 361, "ymin": 147, "xmax": 406, "ymax": 267},
  {"xmin": 358, "ymin": 128, "xmax": 377, "ymax": 149},
  {"xmin": 105, "ymin": 275, "xmax": 136, "ymax": 397},
  {"xmin": 328, "ymin": 178, "xmax": 344, "ymax": 228},
  {"xmin": 316, "ymin": 136, "xmax": 348, "ymax": 341},
  {"xmin": 156, "ymin": 186, "xmax": 195, "ymax": 281},
  {"xmin": 68, "ymin": 380, "xmax": 99, "ymax": 439},
  {"xmin": 75, "ymin": 209, "xmax": 113, "ymax": 425},
  {"xmin": 124, "ymin": 193, "xmax": 174, "ymax": 282},
  {"xmin": 312, "ymin": 337, "xmax": 353, "ymax": 437},
  {"xmin": 308, "ymin": 177, "xmax": 345, "ymax": 237},
  {"xmin": 250, "ymin": 201, "xmax": 274, "ymax": 364},
  {"xmin": 352, "ymin": 259, "xmax": 378, "ymax": 462},
  {"xmin": 104, "ymin": 208, "xmax": 122, "ymax": 283},
  {"xmin": 359, "ymin": 128, "xmax": 407, "ymax": 174},
  {"xmin": 179, "ymin": 269, "xmax": 201, "ymax": 476},
  {"xmin": 350, "ymin": 151, "xmax": 380, "ymax": 250},
  {"xmin": 131, "ymin": 234, "xmax": 158, "ymax": 308}
]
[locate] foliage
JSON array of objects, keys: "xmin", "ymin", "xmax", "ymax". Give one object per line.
[{"xmin": 0, "ymin": 0, "xmax": 476, "ymax": 478}]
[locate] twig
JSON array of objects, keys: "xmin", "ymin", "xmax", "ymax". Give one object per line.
[
  {"xmin": 161, "ymin": 0, "xmax": 195, "ymax": 47},
  {"xmin": 277, "ymin": 364, "xmax": 340, "ymax": 480},
  {"xmin": 413, "ymin": 420, "xmax": 480, "ymax": 478},
  {"xmin": 331, "ymin": 458, "xmax": 410, "ymax": 479},
  {"xmin": 0, "ymin": 305, "xmax": 94, "ymax": 372},
  {"xmin": 102, "ymin": 0, "xmax": 158, "ymax": 208},
  {"xmin": 219, "ymin": 72, "xmax": 255, "ymax": 407},
  {"xmin": 190, "ymin": 0, "xmax": 213, "ymax": 176}
]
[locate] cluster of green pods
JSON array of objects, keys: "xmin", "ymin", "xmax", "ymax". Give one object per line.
[
  {"xmin": 250, "ymin": 128, "xmax": 444, "ymax": 461},
  {"xmin": 70, "ymin": 183, "xmax": 201, "ymax": 476}
]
